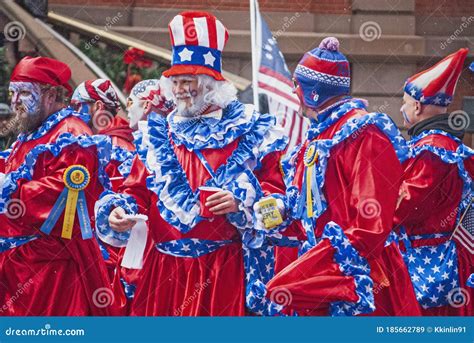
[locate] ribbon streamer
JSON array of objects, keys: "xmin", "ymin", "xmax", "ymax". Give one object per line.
[{"xmin": 40, "ymin": 165, "xmax": 93, "ymax": 240}]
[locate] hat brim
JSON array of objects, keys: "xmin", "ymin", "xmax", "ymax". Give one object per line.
[{"xmin": 162, "ymin": 65, "xmax": 225, "ymax": 81}]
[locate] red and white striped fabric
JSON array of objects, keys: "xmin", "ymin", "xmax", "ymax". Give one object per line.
[
  {"xmin": 404, "ymin": 48, "xmax": 468, "ymax": 106},
  {"xmin": 453, "ymin": 200, "xmax": 474, "ymax": 255},
  {"xmin": 168, "ymin": 11, "xmax": 228, "ymax": 51},
  {"xmin": 71, "ymin": 79, "xmax": 120, "ymax": 111},
  {"xmin": 256, "ymin": 10, "xmax": 308, "ymax": 152},
  {"xmin": 163, "ymin": 11, "xmax": 229, "ymax": 81}
]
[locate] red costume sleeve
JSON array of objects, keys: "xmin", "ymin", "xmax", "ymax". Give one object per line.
[
  {"xmin": 119, "ymin": 155, "xmax": 152, "ymax": 215},
  {"xmin": 255, "ymin": 151, "xmax": 285, "ymax": 196}
]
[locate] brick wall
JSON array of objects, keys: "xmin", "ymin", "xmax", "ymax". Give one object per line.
[
  {"xmin": 415, "ymin": 0, "xmax": 474, "ymax": 17},
  {"xmin": 48, "ymin": 0, "xmax": 474, "ymax": 16},
  {"xmin": 48, "ymin": 0, "xmax": 351, "ymax": 14}
]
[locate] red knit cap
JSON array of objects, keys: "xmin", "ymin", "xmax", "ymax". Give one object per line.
[{"xmin": 10, "ymin": 56, "xmax": 73, "ymax": 95}]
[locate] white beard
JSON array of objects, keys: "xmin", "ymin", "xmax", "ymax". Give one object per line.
[{"xmin": 175, "ymin": 93, "xmax": 208, "ymax": 118}]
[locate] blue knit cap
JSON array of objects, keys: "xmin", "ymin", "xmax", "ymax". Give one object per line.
[{"xmin": 294, "ymin": 37, "xmax": 350, "ymax": 109}]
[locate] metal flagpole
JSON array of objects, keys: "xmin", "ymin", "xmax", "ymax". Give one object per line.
[{"xmin": 250, "ymin": 0, "xmax": 260, "ymax": 112}]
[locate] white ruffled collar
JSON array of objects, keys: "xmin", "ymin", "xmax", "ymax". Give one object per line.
[{"xmin": 167, "ymin": 100, "xmax": 257, "ymax": 150}]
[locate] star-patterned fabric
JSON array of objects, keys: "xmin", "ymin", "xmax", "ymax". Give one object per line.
[
  {"xmin": 399, "ymin": 228, "xmax": 460, "ymax": 309},
  {"xmin": 0, "ymin": 235, "xmax": 39, "ymax": 253}
]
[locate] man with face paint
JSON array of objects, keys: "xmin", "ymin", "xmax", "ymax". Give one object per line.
[
  {"xmin": 0, "ymin": 56, "xmax": 117, "ymax": 315},
  {"xmin": 394, "ymin": 48, "xmax": 473, "ymax": 316},
  {"xmin": 95, "ymin": 11, "xmax": 294, "ymax": 316},
  {"xmin": 71, "ymin": 79, "xmax": 149, "ymax": 310},
  {"xmin": 262, "ymin": 37, "xmax": 421, "ymax": 316},
  {"xmin": 71, "ymin": 79, "xmax": 135, "ymax": 152},
  {"xmin": 105, "ymin": 79, "xmax": 174, "ymax": 314},
  {"xmin": 126, "ymin": 79, "xmax": 174, "ymax": 131}
]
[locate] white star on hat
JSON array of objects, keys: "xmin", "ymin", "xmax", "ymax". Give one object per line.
[
  {"xmin": 179, "ymin": 48, "xmax": 193, "ymax": 62},
  {"xmin": 203, "ymin": 51, "xmax": 216, "ymax": 67}
]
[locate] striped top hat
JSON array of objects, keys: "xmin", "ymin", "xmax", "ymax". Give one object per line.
[
  {"xmin": 163, "ymin": 11, "xmax": 229, "ymax": 81},
  {"xmin": 404, "ymin": 48, "xmax": 468, "ymax": 106}
]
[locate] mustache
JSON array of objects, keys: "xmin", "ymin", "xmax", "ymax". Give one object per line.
[{"xmin": 175, "ymin": 94, "xmax": 192, "ymax": 100}]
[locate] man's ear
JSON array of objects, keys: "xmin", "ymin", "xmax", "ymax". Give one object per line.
[
  {"xmin": 414, "ymin": 101, "xmax": 422, "ymax": 116},
  {"xmin": 143, "ymin": 100, "xmax": 152, "ymax": 115},
  {"xmin": 44, "ymin": 87, "xmax": 58, "ymax": 106},
  {"xmin": 95, "ymin": 100, "xmax": 105, "ymax": 111}
]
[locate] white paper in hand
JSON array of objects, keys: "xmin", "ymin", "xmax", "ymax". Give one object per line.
[{"xmin": 121, "ymin": 214, "xmax": 149, "ymax": 269}]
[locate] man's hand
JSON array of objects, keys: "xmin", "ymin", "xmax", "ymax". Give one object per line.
[
  {"xmin": 109, "ymin": 207, "xmax": 136, "ymax": 232},
  {"xmin": 205, "ymin": 190, "xmax": 239, "ymax": 215}
]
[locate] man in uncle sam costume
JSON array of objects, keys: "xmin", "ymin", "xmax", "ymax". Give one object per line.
[
  {"xmin": 394, "ymin": 48, "xmax": 474, "ymax": 316},
  {"xmin": 260, "ymin": 37, "xmax": 422, "ymax": 316},
  {"xmin": 95, "ymin": 11, "xmax": 300, "ymax": 316},
  {"xmin": 0, "ymin": 56, "xmax": 117, "ymax": 315}
]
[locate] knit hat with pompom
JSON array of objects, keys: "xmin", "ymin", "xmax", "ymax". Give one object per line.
[{"xmin": 293, "ymin": 37, "xmax": 350, "ymax": 109}]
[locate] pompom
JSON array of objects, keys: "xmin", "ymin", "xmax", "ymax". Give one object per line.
[{"xmin": 319, "ymin": 37, "xmax": 340, "ymax": 51}]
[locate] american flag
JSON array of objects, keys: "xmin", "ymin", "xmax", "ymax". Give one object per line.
[
  {"xmin": 452, "ymin": 198, "xmax": 474, "ymax": 254},
  {"xmin": 255, "ymin": 7, "xmax": 308, "ymax": 151}
]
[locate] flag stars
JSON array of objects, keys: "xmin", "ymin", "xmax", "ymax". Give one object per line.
[
  {"xmin": 431, "ymin": 265, "xmax": 441, "ymax": 274},
  {"xmin": 383, "ymin": 121, "xmax": 394, "ymax": 131},
  {"xmin": 433, "ymin": 96, "xmax": 442, "ymax": 105},
  {"xmin": 178, "ymin": 48, "xmax": 194, "ymax": 62},
  {"xmin": 203, "ymin": 51, "xmax": 216, "ymax": 67}
]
